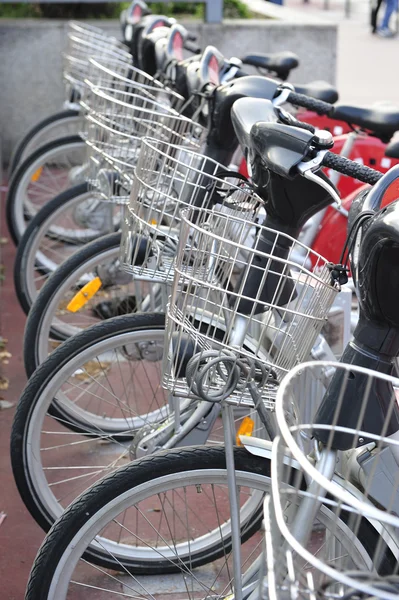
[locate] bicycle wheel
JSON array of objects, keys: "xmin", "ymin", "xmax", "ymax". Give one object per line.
[
  {"xmin": 25, "ymin": 446, "xmax": 266, "ymax": 592},
  {"xmin": 23, "ymin": 231, "xmax": 163, "ymax": 376},
  {"xmin": 11, "ymin": 312, "xmax": 168, "ymax": 532},
  {"xmin": 25, "ymin": 447, "xmax": 395, "ymax": 599},
  {"xmin": 14, "ymin": 182, "xmax": 121, "ymax": 314},
  {"xmin": 6, "ymin": 135, "xmax": 87, "ymax": 244},
  {"xmin": 9, "ymin": 109, "xmax": 84, "ymax": 174}
]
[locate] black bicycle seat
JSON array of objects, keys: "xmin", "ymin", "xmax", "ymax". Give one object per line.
[
  {"xmin": 241, "ymin": 51, "xmax": 299, "ymax": 80},
  {"xmin": 383, "ymin": 138, "xmax": 399, "ymax": 158},
  {"xmin": 332, "ymin": 104, "xmax": 399, "ymax": 141},
  {"xmin": 292, "ymin": 81, "xmax": 338, "ymax": 104}
]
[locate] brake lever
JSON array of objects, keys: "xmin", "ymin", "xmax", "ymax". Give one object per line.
[
  {"xmin": 297, "ymin": 152, "xmax": 342, "ymax": 209},
  {"xmin": 272, "ymin": 84, "xmax": 295, "ymax": 107}
]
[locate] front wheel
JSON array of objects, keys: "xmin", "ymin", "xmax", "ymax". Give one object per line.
[
  {"xmin": 26, "ymin": 446, "xmax": 269, "ymax": 598},
  {"xmin": 11, "ymin": 312, "xmax": 168, "ymax": 533},
  {"xmin": 14, "ymin": 182, "xmax": 120, "ymax": 314},
  {"xmin": 23, "ymin": 231, "xmax": 163, "ymax": 375},
  {"xmin": 6, "ymin": 135, "xmax": 87, "ymax": 244},
  {"xmin": 9, "ymin": 109, "xmax": 84, "ymax": 174},
  {"xmin": 25, "ymin": 445, "xmax": 396, "ymax": 599}
]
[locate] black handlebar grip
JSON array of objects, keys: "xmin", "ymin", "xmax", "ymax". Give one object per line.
[
  {"xmin": 321, "ymin": 152, "xmax": 383, "ymax": 185},
  {"xmin": 287, "ymin": 91, "xmax": 333, "ymax": 116},
  {"xmin": 287, "ymin": 116, "xmax": 316, "ymax": 134},
  {"xmin": 184, "ymin": 41, "xmax": 201, "ymax": 55},
  {"xmin": 234, "ymin": 68, "xmax": 249, "ymax": 78}
]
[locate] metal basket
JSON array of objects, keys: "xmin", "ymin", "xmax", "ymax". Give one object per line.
[
  {"xmin": 272, "ymin": 360, "xmax": 399, "ymax": 600},
  {"xmin": 162, "ymin": 210, "xmax": 339, "ymax": 407},
  {"xmin": 261, "ymin": 495, "xmax": 319, "ymax": 600},
  {"xmin": 84, "ymin": 57, "xmax": 185, "ymax": 112},
  {"xmin": 64, "ymin": 34, "xmax": 131, "ymax": 97},
  {"xmin": 68, "ymin": 20, "xmax": 124, "ymax": 47},
  {"xmin": 85, "ymin": 85, "xmax": 206, "ymax": 204},
  {"xmin": 119, "ymin": 138, "xmax": 264, "ymax": 284}
]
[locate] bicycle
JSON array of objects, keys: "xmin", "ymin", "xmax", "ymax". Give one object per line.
[
  {"xmin": 12, "ymin": 47, "xmax": 313, "ymax": 316},
  {"xmin": 8, "ymin": 2, "xmax": 150, "ymax": 174},
  {"xmin": 6, "ymin": 14, "xmax": 184, "ymax": 244},
  {"xmin": 21, "ymin": 109, "xmax": 396, "ymax": 599},
  {"xmin": 23, "ymin": 84, "xmax": 397, "ymax": 377},
  {"xmin": 10, "ymin": 98, "xmax": 371, "ymax": 542}
]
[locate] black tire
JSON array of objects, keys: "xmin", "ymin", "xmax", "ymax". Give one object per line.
[
  {"xmin": 6, "ymin": 134, "xmax": 84, "ymax": 245},
  {"xmin": 9, "ymin": 109, "xmax": 81, "ymax": 175},
  {"xmin": 24, "ymin": 446, "xmax": 398, "ymax": 600},
  {"xmin": 23, "ymin": 231, "xmax": 122, "ymax": 376},
  {"xmin": 14, "ymin": 182, "xmax": 92, "ymax": 315},
  {"xmin": 25, "ymin": 446, "xmax": 268, "ymax": 596},
  {"xmin": 11, "ymin": 312, "xmax": 166, "ymax": 533}
]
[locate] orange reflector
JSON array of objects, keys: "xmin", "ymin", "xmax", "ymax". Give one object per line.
[
  {"xmin": 31, "ymin": 166, "xmax": 43, "ymax": 182},
  {"xmin": 150, "ymin": 219, "xmax": 158, "ymax": 225},
  {"xmin": 66, "ymin": 277, "xmax": 102, "ymax": 312},
  {"xmin": 236, "ymin": 417, "xmax": 255, "ymax": 446}
]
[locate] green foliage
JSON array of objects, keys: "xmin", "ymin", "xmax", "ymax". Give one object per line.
[
  {"xmin": 0, "ymin": 1, "xmax": 252, "ymax": 20},
  {"xmin": 0, "ymin": 3, "xmax": 40, "ymax": 18}
]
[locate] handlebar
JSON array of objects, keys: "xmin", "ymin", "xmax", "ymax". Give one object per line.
[
  {"xmin": 286, "ymin": 91, "xmax": 333, "ymax": 116},
  {"xmin": 321, "ymin": 152, "xmax": 383, "ymax": 186},
  {"xmin": 184, "ymin": 40, "xmax": 202, "ymax": 55}
]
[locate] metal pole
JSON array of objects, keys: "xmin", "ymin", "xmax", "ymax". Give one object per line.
[
  {"xmin": 205, "ymin": 0, "xmax": 223, "ymax": 23},
  {"xmin": 222, "ymin": 403, "xmax": 243, "ymax": 600}
]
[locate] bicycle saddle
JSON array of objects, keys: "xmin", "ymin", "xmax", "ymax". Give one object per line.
[
  {"xmin": 385, "ymin": 137, "xmax": 399, "ymax": 158},
  {"xmin": 241, "ymin": 51, "xmax": 299, "ymax": 80},
  {"xmin": 291, "ymin": 81, "xmax": 339, "ymax": 104},
  {"xmin": 332, "ymin": 103, "xmax": 399, "ymax": 141}
]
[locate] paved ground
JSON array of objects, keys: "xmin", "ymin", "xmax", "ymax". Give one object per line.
[
  {"xmin": 0, "ymin": 194, "xmax": 42, "ymax": 600},
  {"xmin": 284, "ymin": 0, "xmax": 399, "ymax": 105},
  {"xmin": 1, "ymin": 5, "xmax": 399, "ymax": 598}
]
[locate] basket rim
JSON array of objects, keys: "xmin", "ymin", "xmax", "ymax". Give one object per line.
[
  {"xmin": 85, "ymin": 85, "xmax": 183, "ymax": 117},
  {"xmin": 275, "ymin": 360, "xmax": 399, "ymax": 529},
  {"xmin": 137, "ymin": 137, "xmax": 257, "ymax": 187},
  {"xmin": 178, "ymin": 207, "xmax": 337, "ymax": 288}
]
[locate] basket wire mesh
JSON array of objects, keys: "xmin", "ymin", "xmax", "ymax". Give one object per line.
[
  {"xmin": 162, "ymin": 211, "xmax": 339, "ymax": 407},
  {"xmin": 64, "ymin": 34, "xmax": 131, "ymax": 97},
  {"xmin": 85, "ymin": 85, "xmax": 206, "ymax": 204},
  {"xmin": 272, "ymin": 360, "xmax": 399, "ymax": 600},
  {"xmin": 261, "ymin": 495, "xmax": 321, "ymax": 600},
  {"xmin": 119, "ymin": 137, "xmax": 264, "ymax": 284},
  {"xmin": 68, "ymin": 20, "xmax": 124, "ymax": 46},
  {"xmin": 83, "ymin": 57, "xmax": 185, "ymax": 115}
]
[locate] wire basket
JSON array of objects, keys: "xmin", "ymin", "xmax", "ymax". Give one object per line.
[
  {"xmin": 260, "ymin": 495, "xmax": 321, "ymax": 600},
  {"xmin": 84, "ymin": 57, "xmax": 184, "ymax": 113},
  {"xmin": 119, "ymin": 137, "xmax": 264, "ymax": 284},
  {"xmin": 162, "ymin": 210, "xmax": 340, "ymax": 407},
  {"xmin": 272, "ymin": 360, "xmax": 399, "ymax": 600},
  {"xmin": 68, "ymin": 20, "xmax": 124, "ymax": 47},
  {"xmin": 85, "ymin": 85, "xmax": 207, "ymax": 204},
  {"xmin": 64, "ymin": 34, "xmax": 131, "ymax": 98}
]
